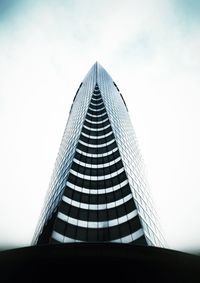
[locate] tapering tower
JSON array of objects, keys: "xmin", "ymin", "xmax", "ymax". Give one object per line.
[{"xmin": 32, "ymin": 62, "xmax": 165, "ymax": 247}]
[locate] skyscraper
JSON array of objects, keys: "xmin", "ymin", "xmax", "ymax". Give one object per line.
[{"xmin": 32, "ymin": 62, "xmax": 165, "ymax": 247}]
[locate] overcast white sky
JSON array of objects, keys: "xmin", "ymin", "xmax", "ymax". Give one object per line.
[{"xmin": 0, "ymin": 0, "xmax": 200, "ymax": 253}]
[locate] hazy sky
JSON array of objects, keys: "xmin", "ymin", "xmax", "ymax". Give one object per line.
[{"xmin": 0, "ymin": 0, "xmax": 200, "ymax": 252}]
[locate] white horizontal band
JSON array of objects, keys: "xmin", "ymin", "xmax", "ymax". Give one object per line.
[
  {"xmin": 79, "ymin": 138, "xmax": 115, "ymax": 148},
  {"xmin": 66, "ymin": 179, "xmax": 128, "ymax": 194},
  {"xmin": 81, "ymin": 131, "xmax": 112, "ymax": 139},
  {"xmin": 52, "ymin": 228, "xmax": 143, "ymax": 244},
  {"xmin": 52, "ymin": 231, "xmax": 82, "ymax": 243},
  {"xmin": 83, "ymin": 124, "xmax": 110, "ymax": 131},
  {"xmin": 57, "ymin": 209, "xmax": 137, "ymax": 228},
  {"xmin": 91, "ymin": 97, "xmax": 102, "ymax": 101},
  {"xmin": 73, "ymin": 156, "xmax": 121, "ymax": 168},
  {"xmin": 87, "ymin": 112, "xmax": 107, "ymax": 118},
  {"xmin": 111, "ymin": 228, "xmax": 144, "ymax": 243},
  {"xmin": 70, "ymin": 167, "xmax": 124, "ymax": 181},
  {"xmin": 89, "ymin": 106, "xmax": 105, "ymax": 112},
  {"xmin": 62, "ymin": 193, "xmax": 133, "ymax": 210},
  {"xmin": 90, "ymin": 101, "xmax": 104, "ymax": 106},
  {"xmin": 76, "ymin": 147, "xmax": 118, "ymax": 157},
  {"xmin": 85, "ymin": 117, "xmax": 109, "ymax": 124}
]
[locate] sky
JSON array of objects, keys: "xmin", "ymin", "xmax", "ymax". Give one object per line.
[{"xmin": 0, "ymin": 0, "xmax": 200, "ymax": 253}]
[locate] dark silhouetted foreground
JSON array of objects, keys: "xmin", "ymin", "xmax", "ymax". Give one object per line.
[{"xmin": 0, "ymin": 243, "xmax": 199, "ymax": 282}]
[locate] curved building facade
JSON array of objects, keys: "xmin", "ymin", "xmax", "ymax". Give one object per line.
[{"xmin": 32, "ymin": 63, "xmax": 165, "ymax": 247}]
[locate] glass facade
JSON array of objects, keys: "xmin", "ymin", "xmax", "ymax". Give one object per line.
[{"xmin": 32, "ymin": 63, "xmax": 165, "ymax": 247}]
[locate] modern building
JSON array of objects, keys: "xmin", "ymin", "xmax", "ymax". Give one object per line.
[{"xmin": 32, "ymin": 62, "xmax": 165, "ymax": 247}]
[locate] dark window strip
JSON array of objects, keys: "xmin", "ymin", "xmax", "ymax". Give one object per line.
[
  {"xmin": 76, "ymin": 141, "xmax": 115, "ymax": 155},
  {"xmin": 59, "ymin": 198, "xmax": 135, "ymax": 222},
  {"xmin": 92, "ymin": 94, "xmax": 101, "ymax": 99},
  {"xmin": 89, "ymin": 103, "xmax": 104, "ymax": 110},
  {"xmin": 77, "ymin": 140, "xmax": 117, "ymax": 154},
  {"xmin": 87, "ymin": 108, "xmax": 105, "ymax": 116},
  {"xmin": 71, "ymin": 159, "xmax": 123, "ymax": 176},
  {"xmin": 67, "ymin": 170, "xmax": 127, "ymax": 190},
  {"xmin": 83, "ymin": 119, "xmax": 110, "ymax": 129},
  {"xmin": 90, "ymin": 99, "xmax": 105, "ymax": 107},
  {"xmin": 85, "ymin": 116, "xmax": 107, "ymax": 123},
  {"xmin": 81, "ymin": 125, "xmax": 112, "ymax": 136},
  {"xmin": 53, "ymin": 214, "xmax": 142, "ymax": 242},
  {"xmin": 79, "ymin": 133, "xmax": 114, "ymax": 145},
  {"xmin": 91, "ymin": 98, "xmax": 103, "ymax": 104},
  {"xmin": 85, "ymin": 113, "xmax": 108, "ymax": 122},
  {"xmin": 63, "ymin": 184, "xmax": 132, "ymax": 204},
  {"xmin": 93, "ymin": 90, "xmax": 100, "ymax": 95},
  {"xmin": 74, "ymin": 149, "xmax": 120, "ymax": 164}
]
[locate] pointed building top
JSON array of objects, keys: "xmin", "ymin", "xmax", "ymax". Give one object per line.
[{"xmin": 83, "ymin": 61, "xmax": 112, "ymax": 86}]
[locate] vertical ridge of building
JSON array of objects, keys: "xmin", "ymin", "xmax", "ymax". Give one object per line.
[
  {"xmin": 96, "ymin": 61, "xmax": 98, "ymax": 85},
  {"xmin": 32, "ymin": 63, "xmax": 165, "ymax": 247}
]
